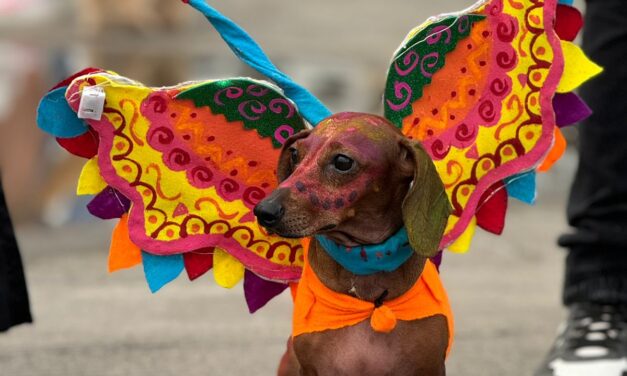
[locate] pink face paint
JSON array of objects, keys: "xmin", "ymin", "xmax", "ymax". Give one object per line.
[{"xmin": 278, "ymin": 113, "xmax": 396, "ymax": 217}]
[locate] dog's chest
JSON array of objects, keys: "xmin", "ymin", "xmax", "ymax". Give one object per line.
[{"xmin": 293, "ymin": 317, "xmax": 447, "ymax": 376}]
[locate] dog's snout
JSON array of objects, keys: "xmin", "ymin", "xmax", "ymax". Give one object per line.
[{"xmin": 254, "ymin": 200, "xmax": 285, "ymax": 227}]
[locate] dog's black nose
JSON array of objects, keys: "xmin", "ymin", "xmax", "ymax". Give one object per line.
[{"xmin": 254, "ymin": 200, "xmax": 285, "ymax": 227}]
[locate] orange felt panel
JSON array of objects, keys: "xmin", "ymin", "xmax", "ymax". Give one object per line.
[
  {"xmin": 538, "ymin": 127, "xmax": 566, "ymax": 172},
  {"xmin": 108, "ymin": 214, "xmax": 142, "ymax": 272}
]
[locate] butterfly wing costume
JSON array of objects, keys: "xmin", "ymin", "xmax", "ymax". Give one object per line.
[{"xmin": 37, "ymin": 0, "xmax": 599, "ymax": 312}]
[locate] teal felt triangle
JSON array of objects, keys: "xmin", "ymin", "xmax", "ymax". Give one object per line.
[
  {"xmin": 141, "ymin": 252, "xmax": 184, "ymax": 293},
  {"xmin": 505, "ymin": 171, "xmax": 536, "ymax": 205},
  {"xmin": 37, "ymin": 87, "xmax": 88, "ymax": 138}
]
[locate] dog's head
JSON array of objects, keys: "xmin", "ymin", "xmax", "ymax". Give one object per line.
[{"xmin": 254, "ymin": 112, "xmax": 451, "ymax": 258}]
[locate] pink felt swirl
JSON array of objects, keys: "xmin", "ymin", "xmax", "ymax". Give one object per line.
[
  {"xmin": 189, "ymin": 166, "xmax": 214, "ymax": 188},
  {"xmin": 431, "ymin": 139, "xmax": 451, "ymax": 159},
  {"xmin": 457, "ymin": 15, "xmax": 471, "ymax": 34},
  {"xmin": 496, "ymin": 50, "xmax": 518, "ymax": 69},
  {"xmin": 478, "ymin": 100, "xmax": 497, "ymax": 123},
  {"xmin": 489, "ymin": 77, "xmax": 511, "ymax": 96},
  {"xmin": 148, "ymin": 94, "xmax": 168, "ymax": 114},
  {"xmin": 218, "ymin": 178, "xmax": 240, "ymax": 199},
  {"xmin": 427, "ymin": 25, "xmax": 452, "ymax": 45},
  {"xmin": 420, "ymin": 52, "xmax": 440, "ymax": 78},
  {"xmin": 238, "ymin": 100, "xmax": 267, "ymax": 121},
  {"xmin": 243, "ymin": 186, "xmax": 267, "ymax": 207},
  {"xmin": 167, "ymin": 148, "xmax": 191, "ymax": 168},
  {"xmin": 269, "ymin": 98, "xmax": 295, "ymax": 118},
  {"xmin": 489, "ymin": 0, "xmax": 503, "ymax": 16},
  {"xmin": 214, "ymin": 86, "xmax": 244, "ymax": 106},
  {"xmin": 148, "ymin": 126, "xmax": 175, "ymax": 146},
  {"xmin": 274, "ymin": 124, "xmax": 295, "ymax": 145},
  {"xmin": 385, "ymin": 81, "xmax": 412, "ymax": 111},
  {"xmin": 455, "ymin": 122, "xmax": 477, "ymax": 142},
  {"xmin": 246, "ymin": 84, "xmax": 270, "ymax": 97},
  {"xmin": 394, "ymin": 50, "xmax": 420, "ymax": 76},
  {"xmin": 496, "ymin": 17, "xmax": 518, "ymax": 42}
]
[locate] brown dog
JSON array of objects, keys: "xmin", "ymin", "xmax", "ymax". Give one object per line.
[{"xmin": 254, "ymin": 112, "xmax": 452, "ymax": 376}]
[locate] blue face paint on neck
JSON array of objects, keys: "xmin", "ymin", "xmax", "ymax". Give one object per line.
[{"xmin": 315, "ymin": 227, "xmax": 414, "ymax": 275}]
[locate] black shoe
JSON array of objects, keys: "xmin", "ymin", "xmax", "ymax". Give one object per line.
[{"xmin": 535, "ymin": 303, "xmax": 627, "ymax": 376}]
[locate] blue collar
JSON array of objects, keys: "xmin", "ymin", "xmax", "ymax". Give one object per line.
[{"xmin": 315, "ymin": 227, "xmax": 413, "ymax": 275}]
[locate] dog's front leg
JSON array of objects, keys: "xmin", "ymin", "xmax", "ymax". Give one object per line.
[{"xmin": 277, "ymin": 337, "xmax": 301, "ymax": 376}]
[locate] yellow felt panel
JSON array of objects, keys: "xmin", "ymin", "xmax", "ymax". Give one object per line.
[
  {"xmin": 108, "ymin": 214, "xmax": 142, "ymax": 272},
  {"xmin": 213, "ymin": 248, "xmax": 244, "ymax": 288},
  {"xmin": 76, "ymin": 157, "xmax": 107, "ymax": 195},
  {"xmin": 557, "ymin": 41, "xmax": 603, "ymax": 93},
  {"xmin": 447, "ymin": 217, "xmax": 477, "ymax": 254}
]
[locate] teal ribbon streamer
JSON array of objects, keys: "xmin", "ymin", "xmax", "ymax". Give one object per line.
[
  {"xmin": 315, "ymin": 227, "xmax": 414, "ymax": 275},
  {"xmin": 186, "ymin": 0, "xmax": 332, "ymax": 126}
]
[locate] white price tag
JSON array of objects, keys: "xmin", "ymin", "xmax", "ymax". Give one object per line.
[{"xmin": 77, "ymin": 86, "xmax": 106, "ymax": 120}]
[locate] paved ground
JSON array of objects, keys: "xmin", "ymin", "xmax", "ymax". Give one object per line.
[{"xmin": 0, "ymin": 152, "xmax": 577, "ymax": 376}]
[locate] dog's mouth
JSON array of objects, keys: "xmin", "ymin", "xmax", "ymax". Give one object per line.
[
  {"xmin": 319, "ymin": 230, "xmax": 369, "ymax": 247},
  {"xmin": 317, "ymin": 224, "xmax": 337, "ymax": 232},
  {"xmin": 263, "ymin": 223, "xmax": 338, "ymax": 239}
]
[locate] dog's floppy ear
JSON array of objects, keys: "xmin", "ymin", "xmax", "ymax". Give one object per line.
[
  {"xmin": 277, "ymin": 129, "xmax": 311, "ymax": 182},
  {"xmin": 399, "ymin": 138, "xmax": 451, "ymax": 258}
]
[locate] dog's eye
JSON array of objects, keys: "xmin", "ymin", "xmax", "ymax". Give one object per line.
[
  {"xmin": 289, "ymin": 147, "xmax": 299, "ymax": 165},
  {"xmin": 332, "ymin": 154, "xmax": 354, "ymax": 172}
]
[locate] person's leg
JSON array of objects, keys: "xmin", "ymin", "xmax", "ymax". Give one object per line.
[
  {"xmin": 558, "ymin": 0, "xmax": 627, "ymax": 305},
  {"xmin": 0, "ymin": 181, "xmax": 32, "ymax": 332},
  {"xmin": 535, "ymin": 1, "xmax": 627, "ymax": 374}
]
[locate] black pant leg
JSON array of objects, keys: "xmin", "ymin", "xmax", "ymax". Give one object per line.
[
  {"xmin": 0, "ymin": 183, "xmax": 32, "ymax": 331},
  {"xmin": 558, "ymin": 0, "xmax": 627, "ymax": 305}
]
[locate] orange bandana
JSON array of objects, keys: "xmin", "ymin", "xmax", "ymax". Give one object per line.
[{"xmin": 292, "ymin": 239, "xmax": 454, "ymax": 354}]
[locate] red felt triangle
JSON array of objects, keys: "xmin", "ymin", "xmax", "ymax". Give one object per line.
[
  {"xmin": 555, "ymin": 4, "xmax": 583, "ymax": 42},
  {"xmin": 183, "ymin": 248, "xmax": 215, "ymax": 281},
  {"xmin": 50, "ymin": 67, "xmax": 103, "ymax": 91},
  {"xmin": 476, "ymin": 181, "xmax": 508, "ymax": 235},
  {"xmin": 56, "ymin": 128, "xmax": 99, "ymax": 158}
]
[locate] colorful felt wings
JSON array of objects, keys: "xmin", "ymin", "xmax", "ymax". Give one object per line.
[
  {"xmin": 383, "ymin": 0, "xmax": 600, "ymax": 252},
  {"xmin": 36, "ymin": 0, "xmax": 601, "ymax": 313},
  {"xmin": 38, "ymin": 70, "xmax": 308, "ymax": 312}
]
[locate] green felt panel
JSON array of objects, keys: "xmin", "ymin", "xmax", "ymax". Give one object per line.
[
  {"xmin": 384, "ymin": 15, "xmax": 485, "ymax": 128},
  {"xmin": 177, "ymin": 79, "xmax": 307, "ymax": 148}
]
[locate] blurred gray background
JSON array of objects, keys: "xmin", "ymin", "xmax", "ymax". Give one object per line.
[{"xmin": 0, "ymin": 0, "xmax": 584, "ymax": 375}]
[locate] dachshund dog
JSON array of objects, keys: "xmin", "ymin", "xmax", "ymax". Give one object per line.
[{"xmin": 254, "ymin": 112, "xmax": 452, "ymax": 376}]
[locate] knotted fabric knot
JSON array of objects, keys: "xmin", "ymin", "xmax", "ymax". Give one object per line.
[{"xmin": 371, "ymin": 304, "xmax": 397, "ymax": 333}]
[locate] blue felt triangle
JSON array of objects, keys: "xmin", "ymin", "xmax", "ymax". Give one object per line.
[
  {"xmin": 37, "ymin": 87, "xmax": 88, "ymax": 138},
  {"xmin": 505, "ymin": 171, "xmax": 537, "ymax": 205},
  {"xmin": 558, "ymin": 0, "xmax": 574, "ymax": 5},
  {"xmin": 141, "ymin": 252, "xmax": 184, "ymax": 293},
  {"xmin": 186, "ymin": 0, "xmax": 331, "ymax": 126}
]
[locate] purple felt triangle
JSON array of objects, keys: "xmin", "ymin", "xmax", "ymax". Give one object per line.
[
  {"xmin": 87, "ymin": 186, "xmax": 131, "ymax": 219},
  {"xmin": 553, "ymin": 92, "xmax": 592, "ymax": 128},
  {"xmin": 243, "ymin": 270, "xmax": 289, "ymax": 314},
  {"xmin": 430, "ymin": 250, "xmax": 443, "ymax": 271}
]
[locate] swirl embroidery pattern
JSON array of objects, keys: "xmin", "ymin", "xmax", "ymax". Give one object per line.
[
  {"xmin": 65, "ymin": 74, "xmax": 306, "ymax": 281},
  {"xmin": 384, "ymin": 0, "xmax": 562, "ymax": 247}
]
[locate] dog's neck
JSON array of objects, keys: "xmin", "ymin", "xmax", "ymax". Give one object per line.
[
  {"xmin": 314, "ymin": 227, "xmax": 413, "ymax": 275},
  {"xmin": 307, "ymin": 235, "xmax": 426, "ymax": 302}
]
